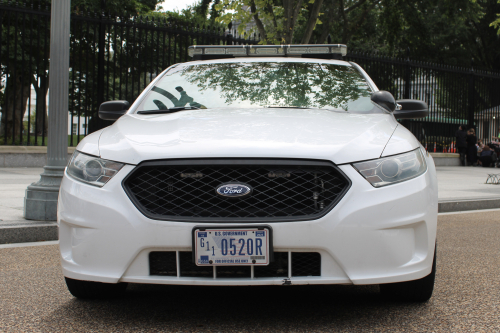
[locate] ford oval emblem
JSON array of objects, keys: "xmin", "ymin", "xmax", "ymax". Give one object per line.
[{"xmin": 216, "ymin": 183, "xmax": 253, "ymax": 198}]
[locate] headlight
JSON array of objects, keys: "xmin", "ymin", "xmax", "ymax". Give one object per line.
[
  {"xmin": 67, "ymin": 151, "xmax": 124, "ymax": 187},
  {"xmin": 352, "ymin": 148, "xmax": 427, "ymax": 187}
]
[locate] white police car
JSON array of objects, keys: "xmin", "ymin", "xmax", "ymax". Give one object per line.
[{"xmin": 59, "ymin": 44, "xmax": 437, "ymax": 302}]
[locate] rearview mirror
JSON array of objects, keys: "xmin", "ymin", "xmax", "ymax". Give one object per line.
[
  {"xmin": 371, "ymin": 91, "xmax": 397, "ymax": 112},
  {"xmin": 394, "ymin": 99, "xmax": 429, "ymax": 119},
  {"xmin": 98, "ymin": 100, "xmax": 130, "ymax": 121}
]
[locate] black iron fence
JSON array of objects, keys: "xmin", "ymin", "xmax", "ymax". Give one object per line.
[
  {"xmin": 0, "ymin": 2, "xmax": 258, "ymax": 146},
  {"xmin": 346, "ymin": 52, "xmax": 500, "ymax": 152},
  {"xmin": 1, "ymin": 2, "xmax": 500, "ymax": 149}
]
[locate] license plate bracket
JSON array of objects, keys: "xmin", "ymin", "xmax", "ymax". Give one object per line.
[{"xmin": 192, "ymin": 225, "xmax": 273, "ymax": 266}]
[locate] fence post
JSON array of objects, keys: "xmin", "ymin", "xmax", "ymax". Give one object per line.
[
  {"xmin": 404, "ymin": 48, "xmax": 411, "ymax": 99},
  {"xmin": 97, "ymin": 12, "xmax": 105, "ymax": 108},
  {"xmin": 226, "ymin": 22, "xmax": 233, "ymax": 45},
  {"xmin": 467, "ymin": 58, "xmax": 475, "ymax": 130},
  {"xmin": 88, "ymin": 1, "xmax": 108, "ymax": 133},
  {"xmin": 90, "ymin": 4, "xmax": 107, "ymax": 132}
]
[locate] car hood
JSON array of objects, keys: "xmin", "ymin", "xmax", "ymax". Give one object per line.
[{"xmin": 97, "ymin": 108, "xmax": 398, "ymax": 165}]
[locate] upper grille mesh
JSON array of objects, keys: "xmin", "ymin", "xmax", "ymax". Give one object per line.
[{"xmin": 123, "ymin": 160, "xmax": 349, "ymax": 221}]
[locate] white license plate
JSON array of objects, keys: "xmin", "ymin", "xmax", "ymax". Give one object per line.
[{"xmin": 194, "ymin": 228, "xmax": 270, "ymax": 266}]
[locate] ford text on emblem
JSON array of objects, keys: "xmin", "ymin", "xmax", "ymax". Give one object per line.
[{"xmin": 216, "ymin": 183, "xmax": 252, "ymax": 198}]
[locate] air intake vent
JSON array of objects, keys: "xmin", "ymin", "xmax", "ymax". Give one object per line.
[{"xmin": 149, "ymin": 251, "xmax": 321, "ymax": 278}]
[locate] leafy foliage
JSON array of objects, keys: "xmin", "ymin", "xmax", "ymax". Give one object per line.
[
  {"xmin": 319, "ymin": 0, "xmax": 500, "ymax": 70},
  {"xmin": 489, "ymin": 0, "xmax": 500, "ymax": 35},
  {"xmin": 214, "ymin": 0, "xmax": 500, "ymax": 70},
  {"xmin": 214, "ymin": 0, "xmax": 323, "ymax": 44},
  {"xmin": 72, "ymin": 0, "xmax": 160, "ymax": 15}
]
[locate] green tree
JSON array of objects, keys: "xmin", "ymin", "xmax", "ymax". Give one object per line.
[
  {"xmin": 491, "ymin": 0, "xmax": 500, "ymax": 34},
  {"xmin": 0, "ymin": 0, "xmax": 162, "ymax": 143},
  {"xmin": 214, "ymin": 0, "xmax": 325, "ymax": 44},
  {"xmin": 0, "ymin": 1, "xmax": 51, "ymax": 141},
  {"xmin": 306, "ymin": 0, "xmax": 383, "ymax": 45},
  {"xmin": 324, "ymin": 0, "xmax": 500, "ymax": 70}
]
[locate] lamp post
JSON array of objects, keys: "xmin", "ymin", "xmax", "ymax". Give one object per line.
[{"xmin": 24, "ymin": 0, "xmax": 70, "ymax": 220}]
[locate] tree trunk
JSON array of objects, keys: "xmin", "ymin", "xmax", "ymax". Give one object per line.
[
  {"xmin": 33, "ymin": 74, "xmax": 49, "ymax": 137},
  {"xmin": 283, "ymin": 0, "xmax": 303, "ymax": 44},
  {"xmin": 339, "ymin": 0, "xmax": 349, "ymax": 44},
  {"xmin": 300, "ymin": 0, "xmax": 325, "ymax": 44},
  {"xmin": 250, "ymin": 0, "xmax": 268, "ymax": 42},
  {"xmin": 318, "ymin": 1, "xmax": 336, "ymax": 44},
  {"xmin": 0, "ymin": 73, "xmax": 31, "ymax": 142}
]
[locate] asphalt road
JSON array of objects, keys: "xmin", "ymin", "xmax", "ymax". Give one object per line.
[{"xmin": 1, "ymin": 210, "xmax": 499, "ymax": 332}]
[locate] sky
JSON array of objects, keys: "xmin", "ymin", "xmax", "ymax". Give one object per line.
[{"xmin": 159, "ymin": 0, "xmax": 200, "ymax": 12}]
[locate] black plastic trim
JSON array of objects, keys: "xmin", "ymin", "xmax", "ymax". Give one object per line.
[
  {"xmin": 121, "ymin": 158, "xmax": 352, "ymax": 223},
  {"xmin": 193, "ymin": 54, "xmax": 235, "ymax": 61},
  {"xmin": 98, "ymin": 100, "xmax": 130, "ymax": 121},
  {"xmin": 394, "ymin": 99, "xmax": 429, "ymax": 119}
]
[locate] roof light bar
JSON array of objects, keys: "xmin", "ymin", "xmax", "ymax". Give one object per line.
[{"xmin": 188, "ymin": 44, "xmax": 347, "ymax": 60}]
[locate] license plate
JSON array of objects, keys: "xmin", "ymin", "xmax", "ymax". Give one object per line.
[{"xmin": 193, "ymin": 228, "xmax": 270, "ymax": 266}]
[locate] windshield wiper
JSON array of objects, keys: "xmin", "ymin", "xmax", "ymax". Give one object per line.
[
  {"xmin": 137, "ymin": 106, "xmax": 201, "ymax": 114},
  {"xmin": 265, "ymin": 106, "xmax": 318, "ymax": 109}
]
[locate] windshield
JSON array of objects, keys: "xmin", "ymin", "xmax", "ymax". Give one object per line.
[{"xmin": 138, "ymin": 61, "xmax": 377, "ymax": 113}]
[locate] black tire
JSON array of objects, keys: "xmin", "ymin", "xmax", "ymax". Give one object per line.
[
  {"xmin": 380, "ymin": 246, "xmax": 436, "ymax": 302},
  {"xmin": 65, "ymin": 277, "xmax": 128, "ymax": 299}
]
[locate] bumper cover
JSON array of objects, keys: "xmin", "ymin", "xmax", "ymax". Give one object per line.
[{"xmin": 58, "ymin": 158, "xmax": 437, "ymax": 286}]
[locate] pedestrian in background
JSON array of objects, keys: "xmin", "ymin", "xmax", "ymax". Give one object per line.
[
  {"xmin": 478, "ymin": 145, "xmax": 497, "ymax": 167},
  {"xmin": 477, "ymin": 139, "xmax": 484, "ymax": 152},
  {"xmin": 491, "ymin": 126, "xmax": 500, "ymax": 142},
  {"xmin": 456, "ymin": 125, "xmax": 467, "ymax": 166},
  {"xmin": 466, "ymin": 128, "xmax": 477, "ymax": 166}
]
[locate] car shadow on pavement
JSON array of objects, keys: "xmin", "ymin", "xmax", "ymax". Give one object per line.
[{"xmin": 40, "ymin": 284, "xmax": 432, "ymax": 331}]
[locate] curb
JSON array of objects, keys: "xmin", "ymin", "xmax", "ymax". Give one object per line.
[
  {"xmin": 0, "ymin": 221, "xmax": 58, "ymax": 244},
  {"xmin": 0, "ymin": 146, "xmax": 75, "ymax": 167},
  {"xmin": 1, "ymin": 198, "xmax": 499, "ymax": 244},
  {"xmin": 438, "ymin": 198, "xmax": 500, "ymax": 213}
]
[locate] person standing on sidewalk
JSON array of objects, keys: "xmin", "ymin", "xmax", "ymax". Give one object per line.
[
  {"xmin": 466, "ymin": 128, "xmax": 478, "ymax": 166},
  {"xmin": 456, "ymin": 125, "xmax": 467, "ymax": 166},
  {"xmin": 491, "ymin": 126, "xmax": 500, "ymax": 142}
]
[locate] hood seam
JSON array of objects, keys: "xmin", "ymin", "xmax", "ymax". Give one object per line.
[{"xmin": 380, "ymin": 123, "xmax": 399, "ymax": 158}]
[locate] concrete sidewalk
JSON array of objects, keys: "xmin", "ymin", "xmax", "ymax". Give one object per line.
[
  {"xmin": 0, "ymin": 168, "xmax": 57, "ymax": 244},
  {"xmin": 1, "ymin": 166, "xmax": 500, "ymax": 244},
  {"xmin": 437, "ymin": 166, "xmax": 500, "ymax": 212}
]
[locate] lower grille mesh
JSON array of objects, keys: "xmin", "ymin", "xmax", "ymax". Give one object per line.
[{"xmin": 149, "ymin": 251, "xmax": 321, "ymax": 278}]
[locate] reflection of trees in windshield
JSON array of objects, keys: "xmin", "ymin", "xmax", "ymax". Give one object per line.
[{"xmin": 180, "ymin": 63, "xmax": 372, "ymax": 110}]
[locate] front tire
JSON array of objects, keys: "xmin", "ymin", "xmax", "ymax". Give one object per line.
[
  {"xmin": 65, "ymin": 277, "xmax": 128, "ymax": 299},
  {"xmin": 380, "ymin": 246, "xmax": 436, "ymax": 302}
]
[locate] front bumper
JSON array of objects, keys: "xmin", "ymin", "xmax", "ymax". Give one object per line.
[{"xmin": 58, "ymin": 156, "xmax": 437, "ymax": 286}]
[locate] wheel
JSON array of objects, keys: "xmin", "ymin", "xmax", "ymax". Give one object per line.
[
  {"xmin": 65, "ymin": 277, "xmax": 128, "ymax": 299},
  {"xmin": 380, "ymin": 245, "xmax": 436, "ymax": 302}
]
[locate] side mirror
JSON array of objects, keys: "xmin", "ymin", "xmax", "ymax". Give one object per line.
[
  {"xmin": 98, "ymin": 100, "xmax": 130, "ymax": 121},
  {"xmin": 371, "ymin": 91, "xmax": 397, "ymax": 112},
  {"xmin": 394, "ymin": 99, "xmax": 429, "ymax": 119}
]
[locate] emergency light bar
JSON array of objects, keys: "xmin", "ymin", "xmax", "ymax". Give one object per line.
[{"xmin": 188, "ymin": 44, "xmax": 347, "ymax": 60}]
